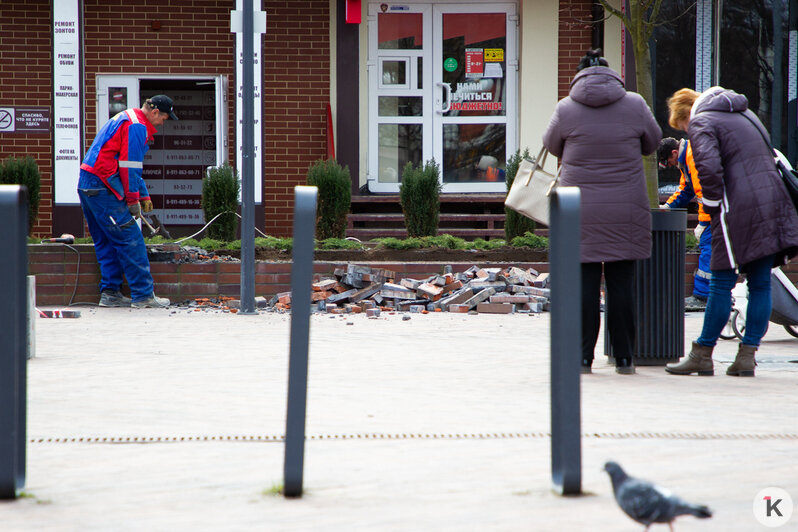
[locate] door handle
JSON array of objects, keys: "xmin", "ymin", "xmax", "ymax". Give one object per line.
[{"xmin": 437, "ymin": 82, "xmax": 451, "ymax": 114}]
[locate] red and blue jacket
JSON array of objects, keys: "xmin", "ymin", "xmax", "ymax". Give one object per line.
[{"xmin": 80, "ymin": 108, "xmax": 155, "ymax": 205}]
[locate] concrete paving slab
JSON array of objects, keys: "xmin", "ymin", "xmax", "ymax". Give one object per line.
[{"xmin": 1, "ymin": 308, "xmax": 796, "ymax": 531}]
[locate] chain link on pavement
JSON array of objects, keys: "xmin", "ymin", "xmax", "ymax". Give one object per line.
[{"xmin": 28, "ymin": 432, "xmax": 798, "ymax": 444}]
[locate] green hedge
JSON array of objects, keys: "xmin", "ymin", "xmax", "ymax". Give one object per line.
[
  {"xmin": 201, "ymin": 163, "xmax": 240, "ymax": 241},
  {"xmin": 0, "ymin": 155, "xmax": 41, "ymax": 234},
  {"xmin": 400, "ymin": 159, "xmax": 441, "ymax": 237},
  {"xmin": 307, "ymin": 159, "xmax": 351, "ymax": 240}
]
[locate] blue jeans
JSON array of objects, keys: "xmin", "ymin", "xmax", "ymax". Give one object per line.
[
  {"xmin": 77, "ymin": 170, "xmax": 154, "ymax": 301},
  {"xmin": 696, "ymin": 254, "xmax": 774, "ymax": 348}
]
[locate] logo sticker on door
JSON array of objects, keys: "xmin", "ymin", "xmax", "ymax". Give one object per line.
[{"xmin": 484, "ymin": 48, "xmax": 504, "ymax": 62}]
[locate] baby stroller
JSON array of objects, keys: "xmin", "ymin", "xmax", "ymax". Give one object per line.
[{"xmin": 720, "ymin": 267, "xmax": 798, "ymax": 340}]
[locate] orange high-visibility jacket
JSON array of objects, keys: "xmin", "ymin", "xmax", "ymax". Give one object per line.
[{"xmin": 666, "ymin": 140, "xmax": 710, "ymax": 222}]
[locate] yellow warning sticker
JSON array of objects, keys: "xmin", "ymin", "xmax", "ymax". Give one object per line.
[{"xmin": 484, "ymin": 48, "xmax": 504, "ymax": 62}]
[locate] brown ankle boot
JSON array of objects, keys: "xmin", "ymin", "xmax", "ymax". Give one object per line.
[
  {"xmin": 665, "ymin": 342, "xmax": 714, "ymax": 376},
  {"xmin": 727, "ymin": 343, "xmax": 757, "ymax": 377}
]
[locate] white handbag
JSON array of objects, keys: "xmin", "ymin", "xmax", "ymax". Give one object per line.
[{"xmin": 504, "ymin": 146, "xmax": 560, "ymax": 226}]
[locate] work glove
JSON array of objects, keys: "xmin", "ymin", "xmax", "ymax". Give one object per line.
[
  {"xmin": 127, "ymin": 202, "xmax": 141, "ymax": 217},
  {"xmin": 694, "ymin": 224, "xmax": 706, "ymax": 239},
  {"xmin": 659, "ymin": 203, "xmax": 671, "ymax": 210},
  {"xmin": 141, "ymin": 199, "xmax": 153, "ymax": 213}
]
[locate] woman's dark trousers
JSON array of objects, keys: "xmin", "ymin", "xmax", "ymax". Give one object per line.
[{"xmin": 581, "ymin": 260, "xmax": 636, "ymax": 364}]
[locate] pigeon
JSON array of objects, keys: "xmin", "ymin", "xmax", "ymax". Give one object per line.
[{"xmin": 604, "ymin": 461, "xmax": 712, "ymax": 531}]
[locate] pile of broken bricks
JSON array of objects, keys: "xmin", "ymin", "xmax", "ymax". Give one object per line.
[{"xmin": 270, "ymin": 264, "xmax": 550, "ymax": 316}]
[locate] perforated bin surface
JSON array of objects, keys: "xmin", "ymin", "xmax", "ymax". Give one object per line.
[{"xmin": 605, "ymin": 209, "xmax": 687, "ymax": 365}]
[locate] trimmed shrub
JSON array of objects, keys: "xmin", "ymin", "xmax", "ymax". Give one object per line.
[
  {"xmin": 0, "ymin": 155, "xmax": 41, "ymax": 233},
  {"xmin": 307, "ymin": 159, "xmax": 351, "ymax": 240},
  {"xmin": 504, "ymin": 148, "xmax": 537, "ymax": 240},
  {"xmin": 510, "ymin": 231, "xmax": 549, "ymax": 249},
  {"xmin": 400, "ymin": 159, "xmax": 441, "ymax": 237},
  {"xmin": 685, "ymin": 232, "xmax": 698, "ymax": 250},
  {"xmin": 201, "ymin": 163, "xmax": 240, "ymax": 241}
]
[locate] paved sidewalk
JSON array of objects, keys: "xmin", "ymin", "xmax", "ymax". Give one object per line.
[{"xmin": 1, "ymin": 307, "xmax": 797, "ymax": 531}]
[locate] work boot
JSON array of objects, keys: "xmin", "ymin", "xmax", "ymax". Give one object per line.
[
  {"xmin": 684, "ymin": 295, "xmax": 707, "ymax": 312},
  {"xmin": 581, "ymin": 359, "xmax": 592, "ymax": 375},
  {"xmin": 665, "ymin": 342, "xmax": 714, "ymax": 376},
  {"xmin": 99, "ymin": 290, "xmax": 132, "ymax": 307},
  {"xmin": 726, "ymin": 343, "xmax": 757, "ymax": 377},
  {"xmin": 131, "ymin": 294, "xmax": 171, "ymax": 308}
]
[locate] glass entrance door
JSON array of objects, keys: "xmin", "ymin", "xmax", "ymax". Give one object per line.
[
  {"xmin": 367, "ymin": 2, "xmax": 517, "ymax": 193},
  {"xmin": 433, "ymin": 4, "xmax": 516, "ymax": 192}
]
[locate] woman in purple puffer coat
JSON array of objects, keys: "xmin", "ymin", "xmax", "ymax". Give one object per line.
[
  {"xmin": 543, "ymin": 49, "xmax": 661, "ymax": 375},
  {"xmin": 665, "ymin": 87, "xmax": 798, "ymax": 377}
]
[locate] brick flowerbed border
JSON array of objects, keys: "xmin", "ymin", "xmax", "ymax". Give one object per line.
[{"xmin": 28, "ymin": 244, "xmax": 797, "ymax": 307}]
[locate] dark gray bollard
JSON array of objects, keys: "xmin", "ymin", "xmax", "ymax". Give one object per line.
[
  {"xmin": 0, "ymin": 185, "xmax": 28, "ymax": 499},
  {"xmin": 549, "ymin": 186, "xmax": 582, "ymax": 496},
  {"xmin": 283, "ymin": 186, "xmax": 318, "ymax": 498}
]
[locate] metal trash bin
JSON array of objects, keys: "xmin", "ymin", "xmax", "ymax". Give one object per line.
[{"xmin": 605, "ymin": 208, "xmax": 687, "ymax": 365}]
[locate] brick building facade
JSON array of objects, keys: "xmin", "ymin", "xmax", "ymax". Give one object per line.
[{"xmin": 0, "ymin": 0, "xmax": 597, "ymax": 238}]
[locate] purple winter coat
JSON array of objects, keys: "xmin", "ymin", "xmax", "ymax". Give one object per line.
[
  {"xmin": 688, "ymin": 87, "xmax": 798, "ymax": 270},
  {"xmin": 543, "ymin": 66, "xmax": 661, "ymax": 263}
]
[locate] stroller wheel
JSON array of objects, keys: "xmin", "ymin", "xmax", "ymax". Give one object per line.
[
  {"xmin": 719, "ymin": 312, "xmax": 738, "ymax": 340},
  {"xmin": 731, "ymin": 309, "xmax": 770, "ymax": 341},
  {"xmin": 785, "ymin": 325, "xmax": 798, "ymax": 339},
  {"xmin": 731, "ymin": 310, "xmax": 745, "ymax": 341}
]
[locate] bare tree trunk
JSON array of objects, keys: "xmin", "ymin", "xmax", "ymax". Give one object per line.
[
  {"xmin": 630, "ymin": 7, "xmax": 659, "ymax": 207},
  {"xmin": 599, "ymin": 0, "xmax": 664, "ymax": 208}
]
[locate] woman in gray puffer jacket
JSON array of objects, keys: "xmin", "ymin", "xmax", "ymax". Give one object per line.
[
  {"xmin": 543, "ymin": 49, "xmax": 661, "ymax": 375},
  {"xmin": 665, "ymin": 87, "xmax": 798, "ymax": 378}
]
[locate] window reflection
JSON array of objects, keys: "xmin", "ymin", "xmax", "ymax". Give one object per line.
[
  {"xmin": 652, "ymin": 1, "xmax": 696, "ymax": 190},
  {"xmin": 720, "ymin": 0, "xmax": 789, "ymax": 150},
  {"xmin": 378, "ymin": 124, "xmax": 422, "ymax": 183},
  {"xmin": 378, "ymin": 13, "xmax": 423, "ymax": 50},
  {"xmin": 653, "ymin": 1, "xmax": 696, "ymax": 138},
  {"xmin": 442, "ymin": 123, "xmax": 505, "ymax": 183},
  {"xmin": 382, "ymin": 60, "xmax": 407, "ymax": 86},
  {"xmin": 108, "ymin": 87, "xmax": 127, "ymax": 119},
  {"xmin": 379, "ymin": 96, "xmax": 423, "ymax": 117}
]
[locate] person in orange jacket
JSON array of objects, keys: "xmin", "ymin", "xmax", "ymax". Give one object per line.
[{"xmin": 657, "ymin": 137, "xmax": 711, "ymax": 310}]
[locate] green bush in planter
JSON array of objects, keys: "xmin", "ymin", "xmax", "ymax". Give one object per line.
[
  {"xmin": 504, "ymin": 148, "xmax": 536, "ymax": 240},
  {"xmin": 306, "ymin": 158, "xmax": 351, "ymax": 239},
  {"xmin": 201, "ymin": 163, "xmax": 240, "ymax": 241},
  {"xmin": 400, "ymin": 159, "xmax": 441, "ymax": 237},
  {"xmin": 0, "ymin": 155, "xmax": 41, "ymax": 234}
]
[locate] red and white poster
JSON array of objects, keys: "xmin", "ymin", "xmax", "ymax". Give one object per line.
[{"xmin": 465, "ymin": 48, "xmax": 484, "ymax": 79}]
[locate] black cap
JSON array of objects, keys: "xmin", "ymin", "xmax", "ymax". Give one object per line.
[
  {"xmin": 657, "ymin": 137, "xmax": 679, "ymax": 168},
  {"xmin": 148, "ymin": 95, "xmax": 178, "ymax": 120}
]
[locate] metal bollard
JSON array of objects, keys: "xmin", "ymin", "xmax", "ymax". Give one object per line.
[
  {"xmin": 27, "ymin": 276, "xmax": 36, "ymax": 360},
  {"xmin": 283, "ymin": 186, "xmax": 318, "ymax": 498},
  {"xmin": 0, "ymin": 186, "xmax": 28, "ymax": 499},
  {"xmin": 549, "ymin": 186, "xmax": 582, "ymax": 496}
]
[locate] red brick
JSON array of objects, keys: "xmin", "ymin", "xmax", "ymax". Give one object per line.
[
  {"xmin": 489, "ymin": 294, "xmax": 530, "ymax": 304},
  {"xmin": 476, "ymin": 302, "xmax": 514, "ymax": 314}
]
